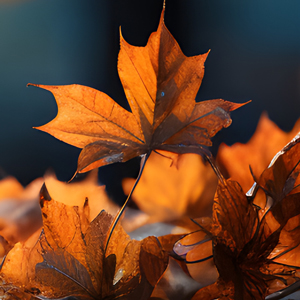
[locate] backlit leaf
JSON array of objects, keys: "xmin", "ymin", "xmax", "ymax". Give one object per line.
[{"xmin": 29, "ymin": 9, "xmax": 248, "ymax": 173}]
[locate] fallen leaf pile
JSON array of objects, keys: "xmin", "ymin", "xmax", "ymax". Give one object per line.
[{"xmin": 0, "ymin": 5, "xmax": 299, "ymax": 300}]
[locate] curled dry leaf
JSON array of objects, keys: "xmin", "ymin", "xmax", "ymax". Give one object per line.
[
  {"xmin": 193, "ymin": 134, "xmax": 300, "ymax": 300},
  {"xmin": 192, "ymin": 181, "xmax": 299, "ymax": 300},
  {"xmin": 0, "ymin": 185, "xmax": 169, "ymax": 299},
  {"xmin": 29, "ymin": 8, "xmax": 248, "ymax": 173},
  {"xmin": 251, "ymin": 132, "xmax": 300, "ymax": 277},
  {"xmin": 122, "ymin": 151, "xmax": 218, "ymax": 223},
  {"xmin": 217, "ymin": 113, "xmax": 300, "ymax": 192}
]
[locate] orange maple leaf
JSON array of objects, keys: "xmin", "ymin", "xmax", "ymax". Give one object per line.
[
  {"xmin": 29, "ymin": 9, "xmax": 248, "ymax": 173},
  {"xmin": 0, "ymin": 185, "xmax": 170, "ymax": 299}
]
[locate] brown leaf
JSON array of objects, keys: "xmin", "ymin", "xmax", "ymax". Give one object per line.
[
  {"xmin": 211, "ymin": 180, "xmax": 270, "ymax": 299},
  {"xmin": 251, "ymin": 132, "xmax": 300, "ymax": 274},
  {"xmin": 217, "ymin": 113, "xmax": 300, "ymax": 192},
  {"xmin": 212, "ymin": 180, "xmax": 258, "ymax": 253},
  {"xmin": 0, "ymin": 185, "xmax": 169, "ymax": 299},
  {"xmin": 29, "ymin": 9, "xmax": 248, "ymax": 173},
  {"xmin": 255, "ymin": 135, "xmax": 300, "ymax": 224},
  {"xmin": 193, "ymin": 173, "xmax": 300, "ymax": 300}
]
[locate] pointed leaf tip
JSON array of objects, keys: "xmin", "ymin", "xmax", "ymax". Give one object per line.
[
  {"xmin": 27, "ymin": 83, "xmax": 37, "ymax": 88},
  {"xmin": 40, "ymin": 183, "xmax": 52, "ymax": 208},
  {"xmin": 27, "ymin": 83, "xmax": 53, "ymax": 91},
  {"xmin": 229, "ymin": 100, "xmax": 251, "ymax": 112}
]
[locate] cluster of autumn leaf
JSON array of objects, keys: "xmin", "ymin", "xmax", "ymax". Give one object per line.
[{"xmin": 0, "ymin": 8, "xmax": 300, "ymax": 300}]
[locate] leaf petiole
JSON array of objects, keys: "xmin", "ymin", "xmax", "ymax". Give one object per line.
[{"xmin": 104, "ymin": 151, "xmax": 151, "ymax": 254}]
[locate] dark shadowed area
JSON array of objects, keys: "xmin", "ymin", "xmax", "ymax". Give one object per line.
[{"xmin": 0, "ymin": 0, "xmax": 299, "ymax": 204}]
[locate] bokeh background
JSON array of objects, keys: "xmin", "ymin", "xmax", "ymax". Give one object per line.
[{"xmin": 0, "ymin": 0, "xmax": 299, "ymax": 203}]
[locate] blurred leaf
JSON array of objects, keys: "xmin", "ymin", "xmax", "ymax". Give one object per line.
[
  {"xmin": 0, "ymin": 176, "xmax": 43, "ymax": 245},
  {"xmin": 44, "ymin": 169, "xmax": 119, "ymax": 221},
  {"xmin": 122, "ymin": 152, "xmax": 217, "ymax": 223},
  {"xmin": 217, "ymin": 113, "xmax": 300, "ymax": 192}
]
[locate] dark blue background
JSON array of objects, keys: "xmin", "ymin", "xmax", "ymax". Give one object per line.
[{"xmin": 1, "ymin": 0, "xmax": 299, "ymax": 203}]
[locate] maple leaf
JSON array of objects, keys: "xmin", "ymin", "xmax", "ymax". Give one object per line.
[
  {"xmin": 28, "ymin": 9, "xmax": 248, "ymax": 173},
  {"xmin": 0, "ymin": 185, "xmax": 169, "ymax": 300}
]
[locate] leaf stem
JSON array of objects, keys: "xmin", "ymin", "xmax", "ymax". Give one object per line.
[
  {"xmin": 104, "ymin": 151, "xmax": 151, "ymax": 254},
  {"xmin": 204, "ymin": 152, "xmax": 225, "ymax": 184}
]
